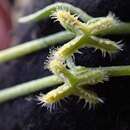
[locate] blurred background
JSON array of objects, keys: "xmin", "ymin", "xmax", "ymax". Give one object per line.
[{"xmin": 0, "ymin": 0, "xmax": 31, "ymax": 50}]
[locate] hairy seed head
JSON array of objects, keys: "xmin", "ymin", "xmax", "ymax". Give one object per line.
[
  {"xmin": 86, "ymin": 15, "xmax": 116, "ymax": 35},
  {"xmin": 74, "ymin": 87, "xmax": 103, "ymax": 108},
  {"xmin": 91, "ymin": 36, "xmax": 123, "ymax": 55},
  {"xmin": 78, "ymin": 69, "xmax": 108, "ymax": 86},
  {"xmin": 52, "ymin": 10, "xmax": 81, "ymax": 33},
  {"xmin": 38, "ymin": 85, "xmax": 73, "ymax": 105}
]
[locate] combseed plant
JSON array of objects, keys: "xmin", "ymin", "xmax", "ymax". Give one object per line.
[{"xmin": 0, "ymin": 2, "xmax": 130, "ymax": 110}]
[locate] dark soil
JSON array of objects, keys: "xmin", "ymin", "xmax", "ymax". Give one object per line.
[{"xmin": 0, "ymin": 0, "xmax": 130, "ymax": 130}]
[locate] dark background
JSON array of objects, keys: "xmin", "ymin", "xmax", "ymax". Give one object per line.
[{"xmin": 0, "ymin": 0, "xmax": 130, "ymax": 130}]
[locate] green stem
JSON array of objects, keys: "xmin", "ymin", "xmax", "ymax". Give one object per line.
[
  {"xmin": 19, "ymin": 2, "xmax": 92, "ymax": 23},
  {"xmin": 102, "ymin": 65, "xmax": 130, "ymax": 76},
  {"xmin": 0, "ymin": 65, "xmax": 130, "ymax": 103},
  {"xmin": 0, "ymin": 75, "xmax": 62, "ymax": 103},
  {"xmin": 0, "ymin": 31, "xmax": 74, "ymax": 63},
  {"xmin": 79, "ymin": 66, "xmax": 130, "ymax": 77},
  {"xmin": 96, "ymin": 22, "xmax": 130, "ymax": 36}
]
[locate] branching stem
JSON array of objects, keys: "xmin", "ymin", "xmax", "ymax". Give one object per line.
[
  {"xmin": 0, "ymin": 3, "xmax": 130, "ymax": 107},
  {"xmin": 19, "ymin": 2, "xmax": 92, "ymax": 23},
  {"xmin": 0, "ymin": 65, "xmax": 130, "ymax": 103}
]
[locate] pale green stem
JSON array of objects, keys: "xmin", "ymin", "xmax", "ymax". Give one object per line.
[
  {"xmin": 0, "ymin": 31, "xmax": 74, "ymax": 63},
  {"xmin": 0, "ymin": 75, "xmax": 62, "ymax": 103},
  {"xmin": 102, "ymin": 66, "xmax": 130, "ymax": 76},
  {"xmin": 95, "ymin": 22, "xmax": 130, "ymax": 36},
  {"xmin": 19, "ymin": 2, "xmax": 92, "ymax": 23},
  {"xmin": 0, "ymin": 65, "xmax": 130, "ymax": 103},
  {"xmin": 79, "ymin": 66, "xmax": 130, "ymax": 77}
]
